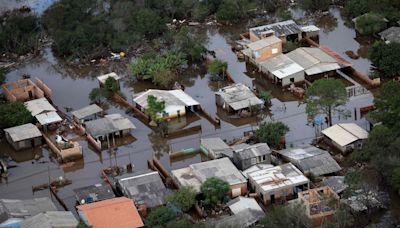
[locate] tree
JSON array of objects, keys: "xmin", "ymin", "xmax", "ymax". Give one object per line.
[
  {"xmin": 104, "ymin": 77, "xmax": 119, "ymax": 93},
  {"xmin": 88, "ymin": 88, "xmax": 109, "ymax": 103},
  {"xmin": 259, "ymin": 90, "xmax": 273, "ymax": 105},
  {"xmin": 200, "ymin": 177, "xmax": 229, "ymax": 206},
  {"xmin": 145, "ymin": 95, "xmax": 166, "ymax": 122},
  {"xmin": 260, "ymin": 203, "xmax": 311, "ymax": 228},
  {"xmin": 146, "ymin": 206, "xmax": 175, "ymax": 228},
  {"xmin": 369, "ymin": 42, "xmax": 400, "ymax": 78},
  {"xmin": 0, "ymin": 102, "xmax": 33, "ymax": 129},
  {"xmin": 298, "ymin": 0, "xmax": 330, "ymax": 12},
  {"xmin": 174, "ymin": 26, "xmax": 207, "ymax": 61},
  {"xmin": 255, "ymin": 122, "xmax": 289, "ymax": 149},
  {"xmin": 370, "ymin": 81, "xmax": 400, "ymax": 129},
  {"xmin": 305, "ymin": 78, "xmax": 348, "ymax": 126},
  {"xmin": 354, "ymin": 13, "xmax": 387, "ymax": 35},
  {"xmin": 0, "ymin": 67, "xmax": 8, "ymax": 84},
  {"xmin": 166, "ymin": 218, "xmax": 192, "ymax": 228},
  {"xmin": 207, "ymin": 59, "xmax": 227, "ymax": 78},
  {"xmin": 167, "ymin": 186, "xmax": 197, "ymax": 211}
]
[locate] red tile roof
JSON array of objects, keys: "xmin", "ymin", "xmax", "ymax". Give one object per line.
[{"xmin": 319, "ymin": 45, "xmax": 353, "ymax": 67}]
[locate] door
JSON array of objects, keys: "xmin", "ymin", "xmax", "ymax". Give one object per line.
[
  {"xmin": 28, "ymin": 90, "xmax": 33, "ymax": 99},
  {"xmin": 270, "ymin": 194, "xmax": 275, "ymax": 204}
]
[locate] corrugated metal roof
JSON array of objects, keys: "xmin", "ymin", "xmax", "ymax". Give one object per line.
[
  {"xmin": 209, "ymin": 208, "xmax": 265, "ymax": 228},
  {"xmin": 322, "ymin": 176, "xmax": 347, "ymax": 194},
  {"xmin": 216, "ymin": 83, "xmax": 263, "ymax": 111},
  {"xmin": 85, "ymin": 114, "xmax": 135, "ymax": 137},
  {"xmin": 233, "ymin": 143, "xmax": 271, "ymax": 160},
  {"xmin": 301, "ymin": 25, "xmax": 320, "ymax": 32},
  {"xmin": 71, "ymin": 104, "xmax": 103, "ymax": 120},
  {"xmin": 250, "ymin": 20, "xmax": 301, "ymax": 38},
  {"xmin": 0, "ymin": 197, "xmax": 57, "ymax": 222},
  {"xmin": 322, "ymin": 123, "xmax": 368, "ymax": 147},
  {"xmin": 35, "ymin": 111, "xmax": 62, "ymax": 125},
  {"xmin": 24, "ymin": 98, "xmax": 56, "ymax": 117},
  {"xmin": 227, "ymin": 197, "xmax": 263, "ymax": 215},
  {"xmin": 246, "ymin": 36, "xmax": 281, "ymax": 50},
  {"xmin": 4, "ymin": 123, "xmax": 42, "ymax": 142},
  {"xmin": 133, "ymin": 89, "xmax": 199, "ymax": 110},
  {"xmin": 20, "ymin": 211, "xmax": 78, "ymax": 228},
  {"xmin": 260, "ymin": 54, "xmax": 304, "ymax": 79},
  {"xmin": 73, "ymin": 183, "xmax": 115, "ymax": 205},
  {"xmin": 379, "ymin": 27, "xmax": 400, "ymax": 43},
  {"xmin": 96, "ymin": 72, "xmax": 121, "ymax": 84}
]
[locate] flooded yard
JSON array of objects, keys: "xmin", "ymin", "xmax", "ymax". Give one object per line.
[{"xmin": 0, "ymin": 3, "xmax": 398, "ymax": 225}]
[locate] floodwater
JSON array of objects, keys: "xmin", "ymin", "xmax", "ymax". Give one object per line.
[
  {"xmin": 0, "ymin": 3, "xmax": 398, "ymax": 225},
  {"xmin": 0, "ymin": 0, "xmax": 57, "ymax": 14}
]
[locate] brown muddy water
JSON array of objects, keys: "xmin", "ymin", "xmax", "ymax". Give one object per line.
[{"xmin": 0, "ymin": 4, "xmax": 398, "ymax": 225}]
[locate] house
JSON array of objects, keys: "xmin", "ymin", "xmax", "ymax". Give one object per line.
[
  {"xmin": 232, "ymin": 143, "xmax": 271, "ymax": 171},
  {"xmin": 215, "ymin": 83, "xmax": 263, "ymax": 114},
  {"xmin": 24, "ymin": 98, "xmax": 62, "ymax": 127},
  {"xmin": 242, "ymin": 35, "xmax": 282, "ymax": 63},
  {"xmin": 379, "ymin": 27, "xmax": 400, "ymax": 43},
  {"xmin": 20, "ymin": 211, "xmax": 78, "ymax": 228},
  {"xmin": 248, "ymin": 163, "xmax": 310, "ymax": 205},
  {"xmin": 207, "ymin": 208, "xmax": 264, "ymax": 228},
  {"xmin": 116, "ymin": 171, "xmax": 170, "ymax": 208},
  {"xmin": 259, "ymin": 53, "xmax": 305, "ymax": 86},
  {"xmin": 132, "ymin": 89, "xmax": 200, "ymax": 119},
  {"xmin": 77, "ymin": 197, "xmax": 144, "ymax": 228},
  {"xmin": 71, "ymin": 104, "xmax": 103, "ymax": 124},
  {"xmin": 241, "ymin": 164, "xmax": 275, "ymax": 179},
  {"xmin": 4, "ymin": 124, "xmax": 43, "ymax": 151},
  {"xmin": 171, "ymin": 157, "xmax": 248, "ymax": 197},
  {"xmin": 276, "ymin": 145, "xmax": 341, "ymax": 176},
  {"xmin": 298, "ymin": 187, "xmax": 339, "ymax": 227},
  {"xmin": 286, "ymin": 47, "xmax": 341, "ymax": 78},
  {"xmin": 1, "ymin": 78, "xmax": 51, "ymax": 102},
  {"xmin": 97, "ymin": 72, "xmax": 121, "ymax": 88},
  {"xmin": 0, "ymin": 197, "xmax": 57, "ymax": 227},
  {"xmin": 227, "ymin": 196, "xmax": 264, "ymax": 217},
  {"xmin": 200, "ymin": 137, "xmax": 233, "ymax": 159},
  {"xmin": 249, "ymin": 20, "xmax": 302, "ymax": 43},
  {"xmin": 85, "ymin": 114, "xmax": 136, "ymax": 147},
  {"xmin": 73, "ymin": 183, "xmax": 115, "ymax": 205},
  {"xmin": 321, "ymin": 123, "xmax": 368, "ymax": 153},
  {"xmin": 322, "ymin": 176, "xmax": 348, "ymax": 195},
  {"xmin": 301, "ymin": 25, "xmax": 320, "ymax": 41}
]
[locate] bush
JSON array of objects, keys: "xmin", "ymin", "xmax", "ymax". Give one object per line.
[
  {"xmin": 167, "ymin": 186, "xmax": 197, "ymax": 211},
  {"xmin": 200, "ymin": 177, "xmax": 229, "ymax": 206},
  {"xmin": 354, "ymin": 13, "xmax": 387, "ymax": 35},
  {"xmin": 298, "ymin": 0, "xmax": 330, "ymax": 12},
  {"xmin": 369, "ymin": 41, "xmax": 400, "ymax": 78},
  {"xmin": 207, "ymin": 59, "xmax": 227, "ymax": 76},
  {"xmin": 259, "ymin": 90, "xmax": 273, "ymax": 104},
  {"xmin": 146, "ymin": 207, "xmax": 176, "ymax": 228},
  {"xmin": 260, "ymin": 203, "xmax": 310, "ymax": 228},
  {"xmin": 255, "ymin": 122, "xmax": 289, "ymax": 149},
  {"xmin": 0, "ymin": 102, "xmax": 33, "ymax": 129}
]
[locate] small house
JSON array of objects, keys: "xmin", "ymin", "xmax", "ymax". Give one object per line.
[
  {"xmin": 215, "ymin": 83, "xmax": 263, "ymax": 114},
  {"xmin": 276, "ymin": 145, "xmax": 341, "ymax": 176},
  {"xmin": 207, "ymin": 207, "xmax": 265, "ymax": 228},
  {"xmin": 224, "ymin": 197, "xmax": 265, "ymax": 227},
  {"xmin": 77, "ymin": 197, "xmax": 144, "ymax": 228},
  {"xmin": 4, "ymin": 124, "xmax": 43, "ymax": 151},
  {"xmin": 249, "ymin": 20, "xmax": 302, "ymax": 43},
  {"xmin": 259, "ymin": 53, "xmax": 305, "ymax": 86},
  {"xmin": 116, "ymin": 171, "xmax": 170, "ymax": 208},
  {"xmin": 73, "ymin": 183, "xmax": 115, "ymax": 205},
  {"xmin": 132, "ymin": 89, "xmax": 200, "ymax": 119},
  {"xmin": 200, "ymin": 137, "xmax": 233, "ymax": 159},
  {"xmin": 97, "ymin": 72, "xmax": 121, "ymax": 88},
  {"xmin": 20, "ymin": 211, "xmax": 78, "ymax": 228},
  {"xmin": 232, "ymin": 143, "xmax": 271, "ymax": 171},
  {"xmin": 171, "ymin": 157, "xmax": 248, "ymax": 197},
  {"xmin": 242, "ymin": 36, "xmax": 282, "ymax": 64},
  {"xmin": 301, "ymin": 25, "xmax": 320, "ymax": 42},
  {"xmin": 71, "ymin": 104, "xmax": 103, "ymax": 124},
  {"xmin": 24, "ymin": 98, "xmax": 62, "ymax": 127},
  {"xmin": 379, "ymin": 27, "xmax": 400, "ymax": 43},
  {"xmin": 298, "ymin": 187, "xmax": 339, "ymax": 227},
  {"xmin": 248, "ymin": 163, "xmax": 310, "ymax": 205},
  {"xmin": 321, "ymin": 123, "xmax": 368, "ymax": 153},
  {"xmin": 1, "ymin": 79, "xmax": 50, "ymax": 102},
  {"xmin": 322, "ymin": 176, "xmax": 348, "ymax": 195}
]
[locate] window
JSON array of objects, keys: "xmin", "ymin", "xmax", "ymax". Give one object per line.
[
  {"xmin": 290, "ymin": 77, "xmax": 295, "ymax": 83},
  {"xmin": 272, "ymin": 48, "xmax": 278, "ymax": 54}
]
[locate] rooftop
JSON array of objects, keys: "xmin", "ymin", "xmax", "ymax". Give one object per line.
[
  {"xmin": 97, "ymin": 72, "xmax": 121, "ymax": 84},
  {"xmin": 233, "ymin": 143, "xmax": 271, "ymax": 161},
  {"xmin": 71, "ymin": 104, "xmax": 103, "ymax": 120},
  {"xmin": 300, "ymin": 25, "xmax": 320, "ymax": 33},
  {"xmin": 20, "ymin": 211, "xmax": 78, "ymax": 228},
  {"xmin": 241, "ymin": 164, "xmax": 275, "ymax": 179},
  {"xmin": 246, "ymin": 36, "xmax": 282, "ymax": 50},
  {"xmin": 216, "ymin": 83, "xmax": 263, "ymax": 111},
  {"xmin": 260, "ymin": 53, "xmax": 304, "ymax": 79},
  {"xmin": 117, "ymin": 171, "xmax": 169, "ymax": 208},
  {"xmin": 77, "ymin": 197, "xmax": 144, "ymax": 228},
  {"xmin": 277, "ymin": 145, "xmax": 341, "ymax": 176},
  {"xmin": 250, "ymin": 20, "xmax": 301, "ymax": 38},
  {"xmin": 73, "ymin": 183, "xmax": 115, "ymax": 205},
  {"xmin": 298, "ymin": 186, "xmax": 339, "ymax": 217},
  {"xmin": 321, "ymin": 123, "xmax": 368, "ymax": 147},
  {"xmin": 24, "ymin": 98, "xmax": 56, "ymax": 117},
  {"xmin": 227, "ymin": 196, "xmax": 263, "ymax": 215},
  {"xmin": 248, "ymin": 163, "xmax": 309, "ymax": 194},
  {"xmin": 379, "ymin": 26, "xmax": 400, "ymax": 43},
  {"xmin": 85, "ymin": 114, "xmax": 136, "ymax": 138},
  {"xmin": 200, "ymin": 138, "xmax": 233, "ymax": 158},
  {"xmin": 4, "ymin": 123, "xmax": 42, "ymax": 142},
  {"xmin": 322, "ymin": 176, "xmax": 348, "ymax": 194},
  {"xmin": 35, "ymin": 111, "xmax": 62, "ymax": 125},
  {"xmin": 286, "ymin": 47, "xmax": 341, "ymax": 75},
  {"xmin": 208, "ymin": 208, "xmax": 265, "ymax": 228}
]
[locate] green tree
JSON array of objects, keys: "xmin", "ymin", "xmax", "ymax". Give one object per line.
[
  {"xmin": 200, "ymin": 177, "xmax": 229, "ymax": 206},
  {"xmin": 174, "ymin": 26, "xmax": 207, "ymax": 61},
  {"xmin": 255, "ymin": 122, "xmax": 289, "ymax": 149},
  {"xmin": 166, "ymin": 218, "xmax": 192, "ymax": 228},
  {"xmin": 88, "ymin": 88, "xmax": 109, "ymax": 103},
  {"xmin": 0, "ymin": 102, "xmax": 33, "ymax": 128},
  {"xmin": 134, "ymin": 8, "xmax": 166, "ymax": 37},
  {"xmin": 146, "ymin": 206, "xmax": 176, "ymax": 228},
  {"xmin": 216, "ymin": 0, "xmax": 240, "ymax": 22},
  {"xmin": 369, "ymin": 42, "xmax": 400, "ymax": 78},
  {"xmin": 370, "ymin": 81, "xmax": 400, "ymax": 128},
  {"xmin": 167, "ymin": 186, "xmax": 197, "ymax": 211},
  {"xmin": 260, "ymin": 203, "xmax": 311, "ymax": 228},
  {"xmin": 0, "ymin": 67, "xmax": 8, "ymax": 84},
  {"xmin": 104, "ymin": 77, "xmax": 119, "ymax": 93},
  {"xmin": 298, "ymin": 0, "xmax": 330, "ymax": 12},
  {"xmin": 208, "ymin": 59, "xmax": 228, "ymax": 77},
  {"xmin": 259, "ymin": 90, "xmax": 273, "ymax": 105},
  {"xmin": 305, "ymin": 78, "xmax": 348, "ymax": 126},
  {"xmin": 354, "ymin": 13, "xmax": 387, "ymax": 35},
  {"xmin": 145, "ymin": 95, "xmax": 166, "ymax": 122}
]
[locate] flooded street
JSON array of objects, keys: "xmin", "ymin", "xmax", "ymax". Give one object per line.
[{"xmin": 0, "ymin": 3, "xmax": 398, "ymax": 225}]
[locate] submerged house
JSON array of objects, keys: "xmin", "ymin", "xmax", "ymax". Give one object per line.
[
  {"xmin": 215, "ymin": 83, "xmax": 263, "ymax": 114},
  {"xmin": 276, "ymin": 145, "xmax": 341, "ymax": 176},
  {"xmin": 20, "ymin": 211, "xmax": 78, "ymax": 228},
  {"xmin": 4, "ymin": 124, "xmax": 43, "ymax": 151},
  {"xmin": 97, "ymin": 72, "xmax": 121, "ymax": 88},
  {"xmin": 71, "ymin": 104, "xmax": 103, "ymax": 124},
  {"xmin": 379, "ymin": 26, "xmax": 400, "ymax": 43},
  {"xmin": 116, "ymin": 171, "xmax": 170, "ymax": 208},
  {"xmin": 242, "ymin": 35, "xmax": 282, "ymax": 64},
  {"xmin": 321, "ymin": 123, "xmax": 368, "ymax": 153},
  {"xmin": 232, "ymin": 143, "xmax": 271, "ymax": 171},
  {"xmin": 200, "ymin": 137, "xmax": 233, "ymax": 159},
  {"xmin": 24, "ymin": 98, "xmax": 62, "ymax": 128},
  {"xmin": 1, "ymin": 78, "xmax": 51, "ymax": 102},
  {"xmin": 133, "ymin": 89, "xmax": 200, "ymax": 119},
  {"xmin": 73, "ymin": 183, "xmax": 115, "ymax": 205},
  {"xmin": 248, "ymin": 163, "xmax": 310, "ymax": 205},
  {"xmin": 77, "ymin": 197, "xmax": 144, "ymax": 228},
  {"xmin": 171, "ymin": 157, "xmax": 248, "ymax": 197}
]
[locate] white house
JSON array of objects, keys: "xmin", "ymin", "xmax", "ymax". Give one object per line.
[{"xmin": 321, "ymin": 123, "xmax": 368, "ymax": 153}]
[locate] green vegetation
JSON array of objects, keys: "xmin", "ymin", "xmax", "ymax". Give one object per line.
[
  {"xmin": 145, "ymin": 95, "xmax": 166, "ymax": 122},
  {"xmin": 207, "ymin": 59, "xmax": 228, "ymax": 77},
  {"xmin": 255, "ymin": 122, "xmax": 289, "ymax": 149},
  {"xmin": 104, "ymin": 77, "xmax": 119, "ymax": 93},
  {"xmin": 260, "ymin": 203, "xmax": 311, "ymax": 228},
  {"xmin": 343, "ymin": 0, "xmax": 400, "ymax": 23},
  {"xmin": 354, "ymin": 13, "xmax": 387, "ymax": 35},
  {"xmin": 174, "ymin": 26, "xmax": 207, "ymax": 61},
  {"xmin": 305, "ymin": 78, "xmax": 348, "ymax": 126},
  {"xmin": 259, "ymin": 90, "xmax": 273, "ymax": 105},
  {"xmin": 0, "ymin": 11, "xmax": 40, "ymax": 55},
  {"xmin": 0, "ymin": 102, "xmax": 33, "ymax": 129},
  {"xmin": 76, "ymin": 221, "xmax": 92, "ymax": 228},
  {"xmin": 369, "ymin": 41, "xmax": 400, "ymax": 78},
  {"xmin": 200, "ymin": 177, "xmax": 229, "ymax": 206},
  {"xmin": 216, "ymin": 0, "xmax": 256, "ymax": 22},
  {"xmin": 167, "ymin": 186, "xmax": 197, "ymax": 211},
  {"xmin": 298, "ymin": 0, "xmax": 330, "ymax": 12},
  {"xmin": 0, "ymin": 68, "xmax": 8, "ymax": 84},
  {"xmin": 145, "ymin": 206, "xmax": 176, "ymax": 228},
  {"xmin": 166, "ymin": 218, "xmax": 193, "ymax": 228}
]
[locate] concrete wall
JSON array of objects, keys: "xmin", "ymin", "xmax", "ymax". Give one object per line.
[
  {"xmin": 2, "ymin": 79, "xmax": 46, "ymax": 102},
  {"xmin": 280, "ymin": 70, "xmax": 305, "ymax": 86},
  {"xmin": 249, "ymin": 31, "xmax": 260, "ymax": 42},
  {"xmin": 164, "ymin": 106, "xmax": 186, "ymax": 119},
  {"xmin": 254, "ymin": 41, "xmax": 282, "ymax": 63},
  {"xmin": 229, "ymin": 182, "xmax": 248, "ymax": 198},
  {"xmin": 8, "ymin": 137, "xmax": 42, "ymax": 151}
]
